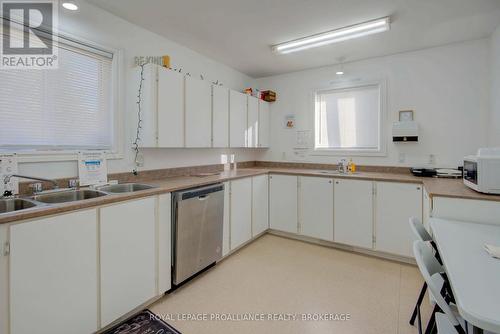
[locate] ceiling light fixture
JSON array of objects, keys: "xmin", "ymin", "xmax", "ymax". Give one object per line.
[
  {"xmin": 62, "ymin": 1, "xmax": 78, "ymax": 11},
  {"xmin": 272, "ymin": 17, "xmax": 390, "ymax": 54}
]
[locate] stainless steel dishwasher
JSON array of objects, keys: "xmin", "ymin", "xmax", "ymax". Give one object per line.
[{"xmin": 172, "ymin": 183, "xmax": 224, "ymax": 286}]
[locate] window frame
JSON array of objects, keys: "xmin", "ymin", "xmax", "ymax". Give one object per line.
[
  {"xmin": 0, "ymin": 25, "xmax": 124, "ymax": 163},
  {"xmin": 310, "ymin": 79, "xmax": 387, "ymax": 157}
]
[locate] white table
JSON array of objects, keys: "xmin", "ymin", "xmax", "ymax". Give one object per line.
[{"xmin": 430, "ymin": 218, "xmax": 500, "ymax": 334}]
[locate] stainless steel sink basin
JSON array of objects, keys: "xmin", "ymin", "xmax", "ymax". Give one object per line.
[
  {"xmin": 32, "ymin": 189, "xmax": 107, "ymax": 204},
  {"xmin": 0, "ymin": 198, "xmax": 39, "ymax": 214},
  {"xmin": 317, "ymin": 170, "xmax": 341, "ymax": 175},
  {"xmin": 98, "ymin": 183, "xmax": 156, "ymax": 194},
  {"xmin": 317, "ymin": 170, "xmax": 358, "ymax": 175}
]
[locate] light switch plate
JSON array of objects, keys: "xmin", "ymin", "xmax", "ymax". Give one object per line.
[{"xmin": 0, "ymin": 154, "xmax": 19, "ymax": 195}]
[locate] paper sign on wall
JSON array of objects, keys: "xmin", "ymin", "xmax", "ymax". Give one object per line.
[{"xmin": 78, "ymin": 151, "xmax": 108, "ymax": 186}]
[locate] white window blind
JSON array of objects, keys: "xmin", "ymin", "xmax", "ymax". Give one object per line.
[
  {"xmin": 0, "ymin": 37, "xmax": 113, "ymax": 150},
  {"xmin": 315, "ymin": 84, "xmax": 381, "ymax": 152}
]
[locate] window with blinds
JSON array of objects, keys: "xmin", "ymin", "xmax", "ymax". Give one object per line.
[
  {"xmin": 315, "ymin": 84, "xmax": 382, "ymax": 153},
  {"xmin": 0, "ymin": 35, "xmax": 114, "ymax": 151}
]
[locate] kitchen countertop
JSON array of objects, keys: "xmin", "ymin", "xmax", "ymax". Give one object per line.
[{"xmin": 2, "ymin": 167, "xmax": 500, "ymax": 225}]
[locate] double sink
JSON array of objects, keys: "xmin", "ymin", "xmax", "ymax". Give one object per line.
[{"xmin": 0, "ymin": 183, "xmax": 156, "ymax": 215}]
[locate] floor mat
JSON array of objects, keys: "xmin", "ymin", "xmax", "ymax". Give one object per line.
[{"xmin": 102, "ymin": 309, "xmax": 181, "ymax": 334}]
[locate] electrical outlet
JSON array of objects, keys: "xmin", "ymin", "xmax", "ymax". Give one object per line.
[
  {"xmin": 429, "ymin": 154, "xmax": 436, "ymax": 165},
  {"xmin": 398, "ymin": 152, "xmax": 406, "ymax": 163}
]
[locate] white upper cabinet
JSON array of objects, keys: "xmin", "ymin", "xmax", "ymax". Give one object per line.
[
  {"xmin": 299, "ymin": 176, "xmax": 334, "ymax": 241},
  {"xmin": 9, "ymin": 210, "xmax": 98, "ymax": 334},
  {"xmin": 100, "ymin": 197, "xmax": 157, "ymax": 327},
  {"xmin": 258, "ymin": 100, "xmax": 270, "ymax": 148},
  {"xmin": 138, "ymin": 64, "xmax": 158, "ymax": 147},
  {"xmin": 230, "ymin": 178, "xmax": 252, "ymax": 249},
  {"xmin": 334, "ymin": 179, "xmax": 373, "ymax": 249},
  {"xmin": 375, "ymin": 182, "xmax": 422, "ymax": 257},
  {"xmin": 212, "ymin": 85, "xmax": 229, "ymax": 148},
  {"xmin": 247, "ymin": 96, "xmax": 259, "ymax": 148},
  {"xmin": 158, "ymin": 67, "xmax": 184, "ymax": 147},
  {"xmin": 185, "ymin": 76, "xmax": 212, "ymax": 147},
  {"xmin": 252, "ymin": 174, "xmax": 269, "ymax": 236},
  {"xmin": 269, "ymin": 174, "xmax": 298, "ymax": 233},
  {"xmin": 229, "ymin": 90, "xmax": 247, "ymax": 148}
]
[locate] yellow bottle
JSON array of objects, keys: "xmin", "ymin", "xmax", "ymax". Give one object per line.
[{"xmin": 349, "ymin": 159, "xmax": 356, "ymax": 173}]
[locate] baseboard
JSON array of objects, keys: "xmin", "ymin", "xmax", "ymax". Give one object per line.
[{"xmin": 267, "ymin": 229, "xmax": 416, "ymax": 265}]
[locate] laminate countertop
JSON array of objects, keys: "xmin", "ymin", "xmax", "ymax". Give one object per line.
[{"xmin": 2, "ymin": 167, "xmax": 499, "ymax": 225}]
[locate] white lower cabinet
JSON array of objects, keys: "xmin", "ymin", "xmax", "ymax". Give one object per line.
[
  {"xmin": 299, "ymin": 176, "xmax": 334, "ymax": 241},
  {"xmin": 230, "ymin": 178, "xmax": 252, "ymax": 249},
  {"xmin": 9, "ymin": 209, "xmax": 98, "ymax": 334},
  {"xmin": 375, "ymin": 182, "xmax": 423, "ymax": 257},
  {"xmin": 252, "ymin": 174, "xmax": 269, "ymax": 236},
  {"xmin": 269, "ymin": 174, "xmax": 298, "ymax": 233},
  {"xmin": 157, "ymin": 193, "xmax": 172, "ymax": 294},
  {"xmin": 100, "ymin": 197, "xmax": 157, "ymax": 327},
  {"xmin": 334, "ymin": 179, "xmax": 374, "ymax": 249},
  {"xmin": 222, "ymin": 181, "xmax": 230, "ymax": 256}
]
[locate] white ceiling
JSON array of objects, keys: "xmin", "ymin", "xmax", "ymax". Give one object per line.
[{"xmin": 87, "ymin": 0, "xmax": 500, "ymax": 78}]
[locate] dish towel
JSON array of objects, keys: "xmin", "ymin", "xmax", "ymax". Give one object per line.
[{"xmin": 484, "ymin": 244, "xmax": 500, "ymax": 259}]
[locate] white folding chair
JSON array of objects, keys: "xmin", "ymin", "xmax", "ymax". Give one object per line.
[
  {"xmin": 409, "ymin": 217, "xmax": 443, "ymax": 329},
  {"xmin": 436, "ymin": 313, "xmax": 458, "ymax": 334},
  {"xmin": 413, "ymin": 240, "xmax": 465, "ymax": 334}
]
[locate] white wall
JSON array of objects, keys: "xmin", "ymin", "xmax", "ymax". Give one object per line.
[
  {"xmin": 256, "ymin": 39, "xmax": 491, "ymax": 168},
  {"xmin": 490, "ymin": 25, "xmax": 500, "ymax": 146},
  {"xmin": 17, "ymin": 1, "xmax": 262, "ymax": 179}
]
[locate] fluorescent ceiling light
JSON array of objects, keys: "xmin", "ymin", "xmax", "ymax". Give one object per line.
[
  {"xmin": 272, "ymin": 17, "xmax": 390, "ymax": 54},
  {"xmin": 62, "ymin": 1, "xmax": 78, "ymax": 11}
]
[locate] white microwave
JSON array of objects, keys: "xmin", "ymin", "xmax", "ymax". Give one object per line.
[{"xmin": 464, "ymin": 148, "xmax": 500, "ymax": 194}]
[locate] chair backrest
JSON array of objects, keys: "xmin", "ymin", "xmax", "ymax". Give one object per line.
[
  {"xmin": 409, "ymin": 217, "xmax": 432, "ymax": 242},
  {"xmin": 413, "ymin": 240, "xmax": 461, "ymax": 328}
]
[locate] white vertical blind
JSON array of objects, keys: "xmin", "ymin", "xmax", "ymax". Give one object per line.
[
  {"xmin": 315, "ymin": 85, "xmax": 381, "ymax": 151},
  {"xmin": 0, "ymin": 39, "xmax": 113, "ymax": 150}
]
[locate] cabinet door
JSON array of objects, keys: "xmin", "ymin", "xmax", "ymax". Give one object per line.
[
  {"xmin": 299, "ymin": 176, "xmax": 334, "ymax": 241},
  {"xmin": 334, "ymin": 179, "xmax": 373, "ymax": 249},
  {"xmin": 269, "ymin": 174, "xmax": 298, "ymax": 233},
  {"xmin": 212, "ymin": 86, "xmax": 229, "ymax": 148},
  {"xmin": 375, "ymin": 182, "xmax": 422, "ymax": 257},
  {"xmin": 230, "ymin": 178, "xmax": 252, "ymax": 249},
  {"xmin": 229, "ymin": 90, "xmax": 247, "ymax": 148},
  {"xmin": 247, "ymin": 96, "xmax": 259, "ymax": 148},
  {"xmin": 10, "ymin": 210, "xmax": 98, "ymax": 334},
  {"xmin": 258, "ymin": 100, "xmax": 270, "ymax": 147},
  {"xmin": 100, "ymin": 197, "xmax": 157, "ymax": 327},
  {"xmin": 158, "ymin": 193, "xmax": 172, "ymax": 294},
  {"xmin": 138, "ymin": 64, "xmax": 158, "ymax": 147},
  {"xmin": 185, "ymin": 76, "xmax": 211, "ymax": 147},
  {"xmin": 158, "ymin": 68, "xmax": 184, "ymax": 147},
  {"xmin": 222, "ymin": 181, "xmax": 230, "ymax": 256},
  {"xmin": 252, "ymin": 174, "xmax": 269, "ymax": 236}
]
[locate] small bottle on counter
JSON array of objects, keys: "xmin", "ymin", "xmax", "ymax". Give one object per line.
[{"xmin": 348, "ymin": 159, "xmax": 356, "ymax": 173}]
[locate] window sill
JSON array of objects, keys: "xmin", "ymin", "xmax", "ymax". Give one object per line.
[
  {"xmin": 311, "ymin": 148, "xmax": 387, "ymax": 157},
  {"xmin": 9, "ymin": 151, "xmax": 124, "ymax": 163}
]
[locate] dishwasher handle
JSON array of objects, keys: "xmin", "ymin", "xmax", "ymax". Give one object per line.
[
  {"xmin": 177, "ymin": 184, "xmax": 224, "ymax": 201},
  {"xmin": 198, "ymin": 194, "xmax": 209, "ymax": 201}
]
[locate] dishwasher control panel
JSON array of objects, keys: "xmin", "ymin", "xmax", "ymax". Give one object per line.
[{"xmin": 0, "ymin": 154, "xmax": 18, "ymax": 195}]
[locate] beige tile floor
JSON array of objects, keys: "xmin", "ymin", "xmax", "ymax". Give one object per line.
[{"xmin": 151, "ymin": 234, "xmax": 433, "ymax": 334}]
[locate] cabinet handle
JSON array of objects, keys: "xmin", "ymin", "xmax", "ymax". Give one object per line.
[
  {"xmin": 329, "ymin": 180, "xmax": 332, "ymax": 184},
  {"xmin": 417, "ymin": 187, "xmax": 421, "ymax": 190},
  {"xmin": 335, "ymin": 181, "xmax": 339, "ymax": 184}
]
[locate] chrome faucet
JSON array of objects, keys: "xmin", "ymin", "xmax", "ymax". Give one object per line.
[
  {"xmin": 3, "ymin": 174, "xmax": 59, "ymax": 190},
  {"xmin": 337, "ymin": 159, "xmax": 348, "ymax": 174}
]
